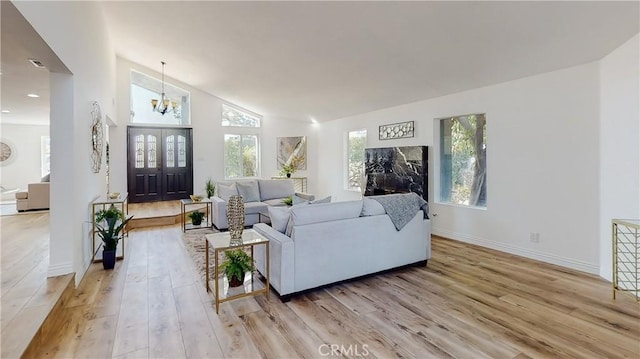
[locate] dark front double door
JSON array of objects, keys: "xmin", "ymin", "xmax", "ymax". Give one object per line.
[{"xmin": 127, "ymin": 126, "xmax": 193, "ymax": 203}]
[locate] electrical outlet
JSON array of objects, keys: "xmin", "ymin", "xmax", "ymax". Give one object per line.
[{"xmin": 530, "ymin": 232, "xmax": 540, "ymax": 243}]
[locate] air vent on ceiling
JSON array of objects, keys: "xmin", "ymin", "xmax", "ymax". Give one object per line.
[{"xmin": 28, "ymin": 58, "xmax": 46, "ymax": 69}]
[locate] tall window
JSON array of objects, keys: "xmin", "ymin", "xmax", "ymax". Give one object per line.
[
  {"xmin": 439, "ymin": 113, "xmax": 487, "ymax": 207},
  {"xmin": 41, "ymin": 136, "xmax": 50, "ymax": 177},
  {"xmin": 130, "ymin": 70, "xmax": 191, "ymax": 125},
  {"xmin": 346, "ymin": 129, "xmax": 367, "ymax": 190},
  {"xmin": 223, "ymin": 104, "xmax": 261, "ymax": 179}
]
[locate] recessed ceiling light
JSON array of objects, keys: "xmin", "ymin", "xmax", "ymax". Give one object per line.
[
  {"xmin": 27, "ymin": 93, "xmax": 40, "ymax": 98},
  {"xmin": 28, "ymin": 58, "xmax": 46, "ymax": 69},
  {"xmin": 1, "ymin": 110, "xmax": 10, "ymax": 113}
]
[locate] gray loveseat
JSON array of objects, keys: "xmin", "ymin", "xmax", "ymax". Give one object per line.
[{"xmin": 212, "ymin": 179, "xmax": 313, "ymax": 230}]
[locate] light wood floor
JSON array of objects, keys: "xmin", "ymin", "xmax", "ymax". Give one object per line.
[
  {"xmin": 14, "ymin": 221, "xmax": 640, "ymax": 358},
  {"xmin": 0, "ymin": 212, "xmax": 73, "ymax": 358}
]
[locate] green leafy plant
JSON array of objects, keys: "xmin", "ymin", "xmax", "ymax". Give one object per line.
[
  {"xmin": 282, "ymin": 196, "xmax": 293, "ymax": 206},
  {"xmin": 220, "ymin": 249, "xmax": 255, "ymax": 286},
  {"xmin": 95, "ymin": 205, "xmax": 133, "ymax": 251},
  {"xmin": 279, "ymin": 155, "xmax": 303, "ymax": 176},
  {"xmin": 205, "ymin": 178, "xmax": 216, "ymax": 198},
  {"xmin": 188, "ymin": 210, "xmax": 205, "ymax": 225}
]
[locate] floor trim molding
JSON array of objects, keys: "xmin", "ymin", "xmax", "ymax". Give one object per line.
[
  {"xmin": 47, "ymin": 262, "xmax": 74, "ymax": 277},
  {"xmin": 432, "ymin": 228, "xmax": 600, "ymax": 275}
]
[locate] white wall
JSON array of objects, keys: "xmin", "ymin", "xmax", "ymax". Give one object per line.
[
  {"xmin": 0, "ymin": 124, "xmax": 49, "ymax": 192},
  {"xmin": 15, "ymin": 1, "xmax": 116, "ymax": 283},
  {"xmin": 599, "ymin": 34, "xmax": 640, "ymax": 280},
  {"xmin": 112, "ymin": 58, "xmax": 318, "ymax": 199},
  {"xmin": 318, "ymin": 62, "xmax": 602, "ymax": 274}
]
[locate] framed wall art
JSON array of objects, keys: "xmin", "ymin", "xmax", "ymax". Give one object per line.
[
  {"xmin": 277, "ymin": 136, "xmax": 307, "ymax": 170},
  {"xmin": 379, "ymin": 121, "xmax": 414, "ymax": 140}
]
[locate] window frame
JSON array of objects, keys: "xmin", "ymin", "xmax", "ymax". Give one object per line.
[
  {"xmin": 435, "ymin": 113, "xmax": 487, "ymax": 209},
  {"xmin": 222, "ymin": 104, "xmax": 262, "ymax": 179},
  {"xmin": 129, "ymin": 69, "xmax": 191, "ymax": 126},
  {"xmin": 345, "ymin": 129, "xmax": 367, "ymax": 191}
]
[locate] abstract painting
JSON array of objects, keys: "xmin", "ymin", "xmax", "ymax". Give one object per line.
[
  {"xmin": 277, "ymin": 136, "xmax": 307, "ymax": 170},
  {"xmin": 364, "ymin": 146, "xmax": 428, "ymax": 200}
]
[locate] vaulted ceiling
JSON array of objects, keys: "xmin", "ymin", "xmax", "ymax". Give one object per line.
[
  {"xmin": 2, "ymin": 1, "xmax": 638, "ymax": 125},
  {"xmin": 101, "ymin": 1, "xmax": 639, "ymax": 122}
]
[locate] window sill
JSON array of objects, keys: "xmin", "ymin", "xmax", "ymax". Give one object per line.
[{"xmin": 433, "ymin": 202, "xmax": 487, "ymax": 211}]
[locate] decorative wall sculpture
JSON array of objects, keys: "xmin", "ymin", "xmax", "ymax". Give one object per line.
[
  {"xmin": 379, "ymin": 121, "xmax": 414, "ymax": 140},
  {"xmin": 91, "ymin": 102, "xmax": 104, "ymax": 173},
  {"xmin": 364, "ymin": 146, "xmax": 428, "ymax": 200},
  {"xmin": 277, "ymin": 136, "xmax": 307, "ymax": 170}
]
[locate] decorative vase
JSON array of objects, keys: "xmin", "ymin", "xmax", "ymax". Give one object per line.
[
  {"xmin": 102, "ymin": 249, "xmax": 116, "ymax": 270},
  {"xmin": 227, "ymin": 195, "xmax": 245, "ymax": 241},
  {"xmin": 286, "ymin": 173, "xmax": 291, "ymax": 178},
  {"xmin": 192, "ymin": 219, "xmax": 202, "ymax": 226}
]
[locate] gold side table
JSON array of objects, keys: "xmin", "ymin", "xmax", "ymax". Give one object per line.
[
  {"xmin": 91, "ymin": 192, "xmax": 129, "ymax": 262},
  {"xmin": 181, "ymin": 198, "xmax": 212, "ymax": 232},
  {"xmin": 205, "ymin": 229, "xmax": 270, "ymax": 313}
]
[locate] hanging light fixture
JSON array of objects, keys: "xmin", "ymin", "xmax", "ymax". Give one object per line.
[{"xmin": 151, "ymin": 61, "xmax": 179, "ymax": 116}]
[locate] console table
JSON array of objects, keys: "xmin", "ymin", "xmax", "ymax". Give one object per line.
[
  {"xmin": 91, "ymin": 192, "xmax": 128, "ymax": 262},
  {"xmin": 612, "ymin": 219, "xmax": 639, "ymax": 301},
  {"xmin": 271, "ymin": 176, "xmax": 307, "ymax": 193}
]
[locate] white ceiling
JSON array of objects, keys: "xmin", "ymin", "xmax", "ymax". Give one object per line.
[
  {"xmin": 101, "ymin": 1, "xmax": 639, "ymax": 122},
  {"xmin": 0, "ymin": 1, "xmax": 68, "ymax": 126},
  {"xmin": 1, "ymin": 2, "xmax": 638, "ymax": 125}
]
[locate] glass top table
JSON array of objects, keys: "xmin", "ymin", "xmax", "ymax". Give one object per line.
[{"xmin": 204, "ymin": 229, "xmax": 270, "ymax": 313}]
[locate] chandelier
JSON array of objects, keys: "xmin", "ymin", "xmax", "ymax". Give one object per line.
[{"xmin": 151, "ymin": 61, "xmax": 180, "ymax": 116}]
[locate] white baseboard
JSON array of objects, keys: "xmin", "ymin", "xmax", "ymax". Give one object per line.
[
  {"xmin": 432, "ymin": 228, "xmax": 600, "ymax": 275},
  {"xmin": 47, "ymin": 262, "xmax": 74, "ymax": 277}
]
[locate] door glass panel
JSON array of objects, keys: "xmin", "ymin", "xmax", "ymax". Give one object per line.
[
  {"xmin": 135, "ymin": 134, "xmax": 145, "ymax": 168},
  {"xmin": 166, "ymin": 135, "xmax": 175, "ymax": 168},
  {"xmin": 147, "ymin": 135, "xmax": 157, "ymax": 168},
  {"xmin": 178, "ymin": 135, "xmax": 186, "ymax": 167}
]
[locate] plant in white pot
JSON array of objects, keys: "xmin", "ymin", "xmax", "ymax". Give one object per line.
[{"xmin": 95, "ymin": 205, "xmax": 133, "ymax": 270}]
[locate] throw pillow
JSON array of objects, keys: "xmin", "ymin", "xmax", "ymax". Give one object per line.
[
  {"xmin": 236, "ymin": 181, "xmax": 261, "ymax": 203},
  {"xmin": 292, "ymin": 193, "xmax": 309, "ymax": 205},
  {"xmin": 361, "ymin": 198, "xmax": 385, "ymax": 216},
  {"xmin": 217, "ymin": 183, "xmax": 238, "ymax": 202},
  {"xmin": 309, "ymin": 196, "xmax": 331, "ymax": 204},
  {"xmin": 285, "ymin": 216, "xmax": 294, "ymax": 237},
  {"xmin": 268, "ymin": 206, "xmax": 291, "ymax": 234}
]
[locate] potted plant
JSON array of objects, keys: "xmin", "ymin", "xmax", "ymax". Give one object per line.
[
  {"xmin": 279, "ymin": 163, "xmax": 295, "ymax": 178},
  {"xmin": 220, "ymin": 249, "xmax": 255, "ymax": 287},
  {"xmin": 188, "ymin": 210, "xmax": 205, "ymax": 226},
  {"xmin": 205, "ymin": 178, "xmax": 216, "ymax": 199},
  {"xmin": 95, "ymin": 205, "xmax": 133, "ymax": 270},
  {"xmin": 282, "ymin": 196, "xmax": 293, "ymax": 206},
  {"xmin": 280, "ymin": 155, "xmax": 303, "ymax": 178}
]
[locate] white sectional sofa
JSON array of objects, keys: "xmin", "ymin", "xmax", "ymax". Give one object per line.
[
  {"xmin": 212, "ymin": 179, "xmax": 313, "ymax": 230},
  {"xmin": 253, "ymin": 196, "xmax": 431, "ymax": 300}
]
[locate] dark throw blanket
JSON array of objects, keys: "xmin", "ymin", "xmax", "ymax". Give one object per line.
[{"xmin": 370, "ymin": 192, "xmax": 429, "ymax": 231}]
